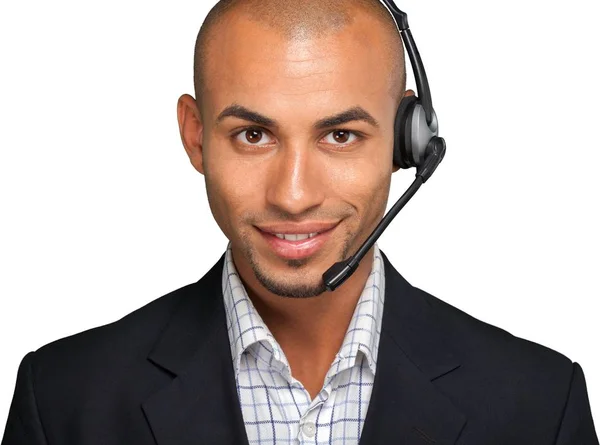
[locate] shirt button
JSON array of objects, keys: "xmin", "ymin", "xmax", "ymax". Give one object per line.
[{"xmin": 302, "ymin": 421, "xmax": 316, "ymax": 437}]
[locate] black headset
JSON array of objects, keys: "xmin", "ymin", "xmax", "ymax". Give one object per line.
[{"xmin": 323, "ymin": 0, "xmax": 446, "ymax": 291}]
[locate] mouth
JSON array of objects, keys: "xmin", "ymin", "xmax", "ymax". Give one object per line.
[{"xmin": 255, "ymin": 222, "xmax": 339, "ymax": 261}]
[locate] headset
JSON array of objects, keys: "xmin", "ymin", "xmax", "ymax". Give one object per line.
[{"xmin": 323, "ymin": 0, "xmax": 446, "ymax": 291}]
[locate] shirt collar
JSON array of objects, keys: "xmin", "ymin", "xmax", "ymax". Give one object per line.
[{"xmin": 221, "ymin": 242, "xmax": 385, "ymax": 377}]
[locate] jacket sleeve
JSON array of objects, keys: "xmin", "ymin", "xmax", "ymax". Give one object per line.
[
  {"xmin": 1, "ymin": 352, "xmax": 49, "ymax": 445},
  {"xmin": 554, "ymin": 361, "xmax": 599, "ymax": 444}
]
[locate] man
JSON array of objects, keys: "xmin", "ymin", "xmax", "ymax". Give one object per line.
[{"xmin": 2, "ymin": 0, "xmax": 598, "ymax": 444}]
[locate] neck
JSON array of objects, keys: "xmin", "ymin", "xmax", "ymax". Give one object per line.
[{"xmin": 232, "ymin": 247, "xmax": 375, "ymax": 362}]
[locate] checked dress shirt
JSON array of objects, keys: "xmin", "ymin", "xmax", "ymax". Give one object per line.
[{"xmin": 221, "ymin": 242, "xmax": 386, "ymax": 445}]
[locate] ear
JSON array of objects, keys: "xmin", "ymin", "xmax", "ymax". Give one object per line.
[
  {"xmin": 392, "ymin": 89, "xmax": 416, "ymax": 173},
  {"xmin": 177, "ymin": 94, "xmax": 205, "ymax": 175}
]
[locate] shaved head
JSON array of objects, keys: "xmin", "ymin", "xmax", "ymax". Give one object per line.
[{"xmin": 193, "ymin": 0, "xmax": 406, "ymax": 112}]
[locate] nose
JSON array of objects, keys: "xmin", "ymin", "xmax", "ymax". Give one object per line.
[{"xmin": 265, "ymin": 142, "xmax": 326, "ymax": 217}]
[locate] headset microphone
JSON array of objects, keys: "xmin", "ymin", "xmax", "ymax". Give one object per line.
[{"xmin": 323, "ymin": 1, "xmax": 446, "ymax": 292}]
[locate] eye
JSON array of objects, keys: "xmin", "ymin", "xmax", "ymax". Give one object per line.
[
  {"xmin": 322, "ymin": 130, "xmax": 359, "ymax": 146},
  {"xmin": 232, "ymin": 127, "xmax": 361, "ymax": 148},
  {"xmin": 234, "ymin": 127, "xmax": 275, "ymax": 146}
]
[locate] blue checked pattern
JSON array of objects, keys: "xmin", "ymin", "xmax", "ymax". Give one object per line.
[{"xmin": 221, "ymin": 242, "xmax": 385, "ymax": 445}]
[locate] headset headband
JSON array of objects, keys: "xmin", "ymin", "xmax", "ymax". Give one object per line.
[{"xmin": 380, "ymin": 0, "xmax": 434, "ymax": 126}]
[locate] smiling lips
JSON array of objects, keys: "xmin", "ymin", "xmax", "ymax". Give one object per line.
[{"xmin": 256, "ymin": 222, "xmax": 338, "ymax": 260}]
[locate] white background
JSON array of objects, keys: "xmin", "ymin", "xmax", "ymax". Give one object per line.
[{"xmin": 1, "ymin": 0, "xmax": 599, "ymax": 431}]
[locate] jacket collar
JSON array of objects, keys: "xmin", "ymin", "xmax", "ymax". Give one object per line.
[{"xmin": 142, "ymin": 249, "xmax": 467, "ymax": 445}]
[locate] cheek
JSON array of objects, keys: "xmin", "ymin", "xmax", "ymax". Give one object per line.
[
  {"xmin": 204, "ymin": 173, "xmax": 231, "ymax": 237},
  {"xmin": 204, "ymin": 154, "xmax": 264, "ymax": 234},
  {"xmin": 323, "ymin": 153, "xmax": 391, "ymax": 213}
]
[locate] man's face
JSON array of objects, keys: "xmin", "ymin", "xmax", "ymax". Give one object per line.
[{"xmin": 187, "ymin": 12, "xmax": 401, "ymax": 298}]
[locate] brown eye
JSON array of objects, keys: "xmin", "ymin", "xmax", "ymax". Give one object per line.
[
  {"xmin": 323, "ymin": 129, "xmax": 358, "ymax": 146},
  {"xmin": 333, "ymin": 130, "xmax": 350, "ymax": 143},
  {"xmin": 234, "ymin": 127, "xmax": 274, "ymax": 146},
  {"xmin": 245, "ymin": 129, "xmax": 262, "ymax": 144}
]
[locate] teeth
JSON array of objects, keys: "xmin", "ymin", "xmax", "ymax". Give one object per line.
[{"xmin": 274, "ymin": 232, "xmax": 319, "ymax": 241}]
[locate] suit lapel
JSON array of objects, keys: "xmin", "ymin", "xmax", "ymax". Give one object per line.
[
  {"xmin": 141, "ymin": 253, "xmax": 250, "ymax": 445},
  {"xmin": 359, "ymin": 251, "xmax": 467, "ymax": 444}
]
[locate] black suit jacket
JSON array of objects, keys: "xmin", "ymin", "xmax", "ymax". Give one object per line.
[{"xmin": 2, "ymin": 250, "xmax": 598, "ymax": 444}]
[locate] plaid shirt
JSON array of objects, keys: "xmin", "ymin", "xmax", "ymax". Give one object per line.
[{"xmin": 221, "ymin": 242, "xmax": 386, "ymax": 444}]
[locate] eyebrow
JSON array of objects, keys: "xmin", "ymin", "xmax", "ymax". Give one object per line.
[{"xmin": 215, "ymin": 103, "xmax": 379, "ymax": 130}]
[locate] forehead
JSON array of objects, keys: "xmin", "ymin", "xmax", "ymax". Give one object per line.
[{"xmin": 202, "ymin": 12, "xmax": 398, "ymax": 117}]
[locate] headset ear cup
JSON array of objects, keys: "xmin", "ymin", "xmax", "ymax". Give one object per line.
[{"xmin": 393, "ymin": 95, "xmax": 419, "ymax": 169}]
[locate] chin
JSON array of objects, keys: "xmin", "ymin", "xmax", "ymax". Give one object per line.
[
  {"xmin": 255, "ymin": 269, "xmax": 328, "ymax": 299},
  {"xmin": 248, "ymin": 248, "xmax": 329, "ymax": 298}
]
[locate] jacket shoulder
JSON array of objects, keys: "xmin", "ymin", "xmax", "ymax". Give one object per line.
[
  {"xmin": 416, "ymin": 286, "xmax": 573, "ymax": 375},
  {"xmin": 22, "ymin": 254, "xmax": 225, "ymax": 396},
  {"xmin": 25, "ymin": 279, "xmax": 199, "ymax": 391}
]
